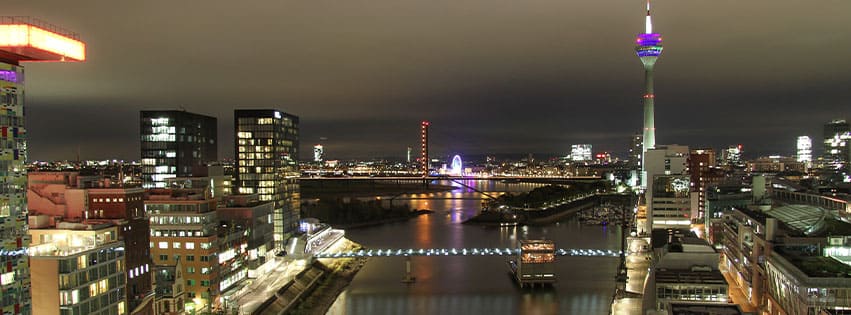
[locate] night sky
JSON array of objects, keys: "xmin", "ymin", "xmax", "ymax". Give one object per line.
[{"xmin": 8, "ymin": 0, "xmax": 851, "ymax": 161}]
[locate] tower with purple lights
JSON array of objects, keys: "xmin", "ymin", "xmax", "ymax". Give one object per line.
[{"xmin": 636, "ymin": 0, "xmax": 662, "ymax": 188}]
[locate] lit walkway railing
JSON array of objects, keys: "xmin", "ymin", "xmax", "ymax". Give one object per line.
[{"xmin": 314, "ymin": 247, "xmax": 624, "ymax": 258}]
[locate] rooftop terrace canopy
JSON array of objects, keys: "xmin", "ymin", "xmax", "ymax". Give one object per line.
[{"xmin": 0, "ymin": 16, "xmax": 85, "ymax": 63}]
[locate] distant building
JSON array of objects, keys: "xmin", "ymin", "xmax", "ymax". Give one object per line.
[
  {"xmin": 313, "ymin": 144, "xmax": 324, "ymax": 162},
  {"xmin": 747, "ymin": 156, "xmax": 806, "ymax": 174},
  {"xmin": 570, "ymin": 144, "xmax": 593, "ymax": 162},
  {"xmin": 797, "ymin": 136, "xmax": 812, "ymax": 165},
  {"xmin": 823, "ymin": 119, "xmax": 850, "ymax": 170},
  {"xmin": 629, "ymin": 133, "xmax": 643, "ymax": 169},
  {"xmin": 234, "ymin": 109, "xmax": 300, "ymax": 248},
  {"xmin": 721, "ymin": 144, "xmax": 744, "ymax": 168},
  {"xmin": 140, "ymin": 110, "xmax": 217, "ymax": 188}
]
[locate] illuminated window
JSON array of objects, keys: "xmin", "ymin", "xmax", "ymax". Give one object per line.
[{"xmin": 159, "ymin": 242, "xmax": 168, "ymax": 249}]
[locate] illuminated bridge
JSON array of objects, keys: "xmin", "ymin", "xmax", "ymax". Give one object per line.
[{"xmin": 314, "ymin": 247, "xmax": 624, "ymax": 258}]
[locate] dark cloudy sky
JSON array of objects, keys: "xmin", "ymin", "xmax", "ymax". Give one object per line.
[{"xmin": 8, "ymin": 0, "xmax": 851, "ymax": 161}]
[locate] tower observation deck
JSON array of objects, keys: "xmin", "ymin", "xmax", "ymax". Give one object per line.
[{"xmin": 635, "ymin": 1, "xmax": 662, "ymax": 188}]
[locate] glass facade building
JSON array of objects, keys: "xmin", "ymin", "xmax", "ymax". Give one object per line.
[
  {"xmin": 234, "ymin": 109, "xmax": 299, "ymax": 249},
  {"xmin": 140, "ymin": 111, "xmax": 217, "ymax": 188}
]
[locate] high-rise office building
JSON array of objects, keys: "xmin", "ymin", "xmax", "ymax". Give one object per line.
[
  {"xmin": 140, "ymin": 110, "xmax": 217, "ymax": 188},
  {"xmin": 635, "ymin": 0, "xmax": 663, "ymax": 188},
  {"xmin": 823, "ymin": 119, "xmax": 850, "ymax": 169},
  {"xmin": 234, "ymin": 109, "xmax": 299, "ymax": 247},
  {"xmin": 629, "ymin": 133, "xmax": 643, "ymax": 169},
  {"xmin": 313, "ymin": 144, "xmax": 324, "ymax": 162},
  {"xmin": 797, "ymin": 136, "xmax": 812, "ymax": 165},
  {"xmin": 570, "ymin": 144, "xmax": 593, "ymax": 162},
  {"xmin": 0, "ymin": 17, "xmax": 86, "ymax": 315}
]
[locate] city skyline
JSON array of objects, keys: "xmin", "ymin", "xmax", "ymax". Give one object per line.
[{"xmin": 8, "ymin": 0, "xmax": 851, "ymax": 161}]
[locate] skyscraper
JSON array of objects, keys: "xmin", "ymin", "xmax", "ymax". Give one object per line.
[
  {"xmin": 635, "ymin": 0, "xmax": 663, "ymax": 188},
  {"xmin": 234, "ymin": 110, "xmax": 299, "ymax": 248},
  {"xmin": 313, "ymin": 144, "xmax": 324, "ymax": 162},
  {"xmin": 823, "ymin": 119, "xmax": 850, "ymax": 170},
  {"xmin": 140, "ymin": 110, "xmax": 217, "ymax": 188},
  {"xmin": 0, "ymin": 17, "xmax": 86, "ymax": 315},
  {"xmin": 797, "ymin": 136, "xmax": 812, "ymax": 165},
  {"xmin": 629, "ymin": 133, "xmax": 643, "ymax": 169}
]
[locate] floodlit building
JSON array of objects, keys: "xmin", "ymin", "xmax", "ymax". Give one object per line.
[
  {"xmin": 0, "ymin": 16, "xmax": 86, "ymax": 314},
  {"xmin": 140, "ymin": 110, "xmax": 218, "ymax": 189},
  {"xmin": 313, "ymin": 144, "xmax": 324, "ymax": 162},
  {"xmin": 797, "ymin": 136, "xmax": 812, "ymax": 165},
  {"xmin": 29, "ymin": 222, "xmax": 127, "ymax": 315},
  {"xmin": 234, "ymin": 109, "xmax": 300, "ymax": 248},
  {"xmin": 570, "ymin": 144, "xmax": 593, "ymax": 162}
]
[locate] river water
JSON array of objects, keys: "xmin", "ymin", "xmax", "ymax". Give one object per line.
[{"xmin": 326, "ymin": 180, "xmax": 622, "ymax": 315}]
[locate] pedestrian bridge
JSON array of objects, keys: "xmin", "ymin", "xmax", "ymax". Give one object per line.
[{"xmin": 314, "ymin": 247, "xmax": 624, "ymax": 258}]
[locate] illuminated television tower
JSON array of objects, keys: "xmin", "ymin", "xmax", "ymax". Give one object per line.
[
  {"xmin": 635, "ymin": 0, "xmax": 663, "ymax": 187},
  {"xmin": 421, "ymin": 121, "xmax": 430, "ymax": 176}
]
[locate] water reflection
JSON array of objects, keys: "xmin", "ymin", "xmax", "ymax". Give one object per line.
[{"xmin": 327, "ymin": 180, "xmax": 619, "ymax": 315}]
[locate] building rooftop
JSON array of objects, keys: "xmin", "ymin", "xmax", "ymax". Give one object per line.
[
  {"xmin": 766, "ymin": 204, "xmax": 827, "ymax": 235},
  {"xmin": 667, "ymin": 302, "xmax": 744, "ymax": 315},
  {"xmin": 775, "ymin": 247, "xmax": 851, "ymax": 278},
  {"xmin": 655, "ymin": 270, "xmax": 726, "ymax": 285}
]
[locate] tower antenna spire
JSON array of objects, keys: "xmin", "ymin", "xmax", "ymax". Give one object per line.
[{"xmin": 645, "ymin": 0, "xmax": 653, "ymax": 34}]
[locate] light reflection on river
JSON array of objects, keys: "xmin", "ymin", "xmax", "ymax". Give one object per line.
[{"xmin": 327, "ymin": 180, "xmax": 620, "ymax": 315}]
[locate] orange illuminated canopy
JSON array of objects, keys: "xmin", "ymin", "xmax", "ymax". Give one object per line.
[{"xmin": 0, "ymin": 21, "xmax": 85, "ymax": 62}]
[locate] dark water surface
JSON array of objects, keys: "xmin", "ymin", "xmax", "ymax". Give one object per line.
[{"xmin": 327, "ymin": 180, "xmax": 621, "ymax": 315}]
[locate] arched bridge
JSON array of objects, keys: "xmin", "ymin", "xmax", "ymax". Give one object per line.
[{"xmin": 314, "ymin": 247, "xmax": 624, "ymax": 258}]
